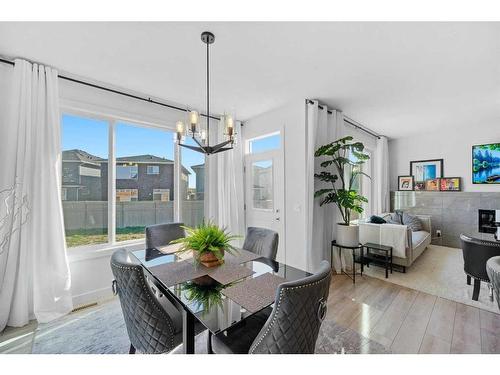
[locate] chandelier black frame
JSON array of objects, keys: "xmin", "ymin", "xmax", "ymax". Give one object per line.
[{"xmin": 176, "ymin": 31, "xmax": 234, "ymax": 155}]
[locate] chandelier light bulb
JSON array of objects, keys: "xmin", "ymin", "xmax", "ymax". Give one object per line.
[
  {"xmin": 189, "ymin": 111, "xmax": 199, "ymax": 133},
  {"xmin": 176, "ymin": 121, "xmax": 184, "ymax": 142}
]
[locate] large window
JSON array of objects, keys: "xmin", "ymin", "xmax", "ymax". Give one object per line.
[
  {"xmin": 61, "ymin": 112, "xmax": 203, "ymax": 250},
  {"xmin": 61, "ymin": 114, "xmax": 109, "ymax": 248},
  {"xmin": 115, "ymin": 122, "xmax": 175, "ymax": 242},
  {"xmin": 181, "ymin": 137, "xmax": 205, "ymax": 227}
]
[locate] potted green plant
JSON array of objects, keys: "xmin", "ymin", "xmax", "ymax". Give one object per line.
[
  {"xmin": 171, "ymin": 221, "xmax": 239, "ymax": 267},
  {"xmin": 314, "ymin": 136, "xmax": 370, "ymax": 247}
]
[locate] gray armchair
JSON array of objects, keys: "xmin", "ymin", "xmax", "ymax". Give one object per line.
[
  {"xmin": 243, "ymin": 227, "xmax": 279, "ymax": 261},
  {"xmin": 210, "ymin": 260, "xmax": 332, "ymax": 354},
  {"xmin": 487, "ymin": 256, "xmax": 500, "ymax": 310},
  {"xmin": 460, "ymin": 234, "xmax": 500, "ymax": 301}
]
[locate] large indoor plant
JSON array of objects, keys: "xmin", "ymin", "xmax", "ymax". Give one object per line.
[
  {"xmin": 314, "ymin": 136, "xmax": 370, "ymax": 247},
  {"xmin": 171, "ymin": 221, "xmax": 239, "ymax": 267}
]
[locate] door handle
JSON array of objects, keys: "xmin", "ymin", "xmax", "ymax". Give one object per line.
[{"xmin": 276, "ymin": 217, "xmax": 280, "ymax": 221}]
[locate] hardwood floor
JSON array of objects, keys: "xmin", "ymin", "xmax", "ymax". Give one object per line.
[{"xmin": 327, "ymin": 274, "xmax": 500, "ymax": 354}]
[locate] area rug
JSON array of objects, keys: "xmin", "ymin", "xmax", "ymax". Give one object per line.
[
  {"xmin": 31, "ymin": 298, "xmax": 389, "ymax": 354},
  {"xmin": 362, "ymin": 244, "xmax": 499, "ymax": 314}
]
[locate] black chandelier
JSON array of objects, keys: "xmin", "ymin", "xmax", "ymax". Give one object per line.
[{"xmin": 175, "ymin": 31, "xmax": 235, "ymax": 155}]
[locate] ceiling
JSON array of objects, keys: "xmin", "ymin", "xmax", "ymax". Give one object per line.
[{"xmin": 0, "ymin": 22, "xmax": 499, "ymax": 138}]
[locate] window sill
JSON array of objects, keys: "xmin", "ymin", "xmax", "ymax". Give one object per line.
[{"xmin": 67, "ymin": 239, "xmax": 145, "ymax": 263}]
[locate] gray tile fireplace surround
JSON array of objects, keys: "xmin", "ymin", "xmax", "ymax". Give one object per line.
[{"xmin": 391, "ymin": 191, "xmax": 500, "ymax": 249}]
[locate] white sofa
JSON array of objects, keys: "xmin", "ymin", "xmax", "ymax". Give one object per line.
[{"xmin": 358, "ymin": 213, "xmax": 432, "ymax": 271}]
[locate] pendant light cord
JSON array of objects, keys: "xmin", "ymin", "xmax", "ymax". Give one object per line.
[{"xmin": 206, "ymin": 38, "xmax": 210, "ymax": 147}]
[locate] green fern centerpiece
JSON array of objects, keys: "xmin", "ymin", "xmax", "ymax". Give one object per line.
[{"xmin": 170, "ymin": 221, "xmax": 240, "ymax": 267}]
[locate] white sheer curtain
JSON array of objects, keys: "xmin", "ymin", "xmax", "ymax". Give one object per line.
[
  {"xmin": 204, "ymin": 119, "xmax": 245, "ymax": 242},
  {"xmin": 375, "ymin": 136, "xmax": 390, "ymax": 214},
  {"xmin": 305, "ymin": 100, "xmax": 344, "ymax": 273},
  {"xmin": 0, "ymin": 60, "xmax": 73, "ymax": 331}
]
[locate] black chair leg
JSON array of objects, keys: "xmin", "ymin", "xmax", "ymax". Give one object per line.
[
  {"xmin": 129, "ymin": 344, "xmax": 136, "ymax": 354},
  {"xmin": 472, "ymin": 278, "xmax": 481, "ymax": 301},
  {"xmin": 467, "ymin": 275, "xmax": 471, "ymax": 285},
  {"xmin": 207, "ymin": 331, "xmax": 213, "ymax": 354}
]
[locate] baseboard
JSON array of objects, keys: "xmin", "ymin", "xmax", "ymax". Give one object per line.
[{"xmin": 71, "ymin": 286, "xmax": 114, "ymax": 308}]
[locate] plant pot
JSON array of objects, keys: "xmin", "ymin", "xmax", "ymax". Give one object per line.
[
  {"xmin": 195, "ymin": 250, "xmax": 224, "ymax": 268},
  {"xmin": 336, "ymin": 224, "xmax": 359, "ymax": 247}
]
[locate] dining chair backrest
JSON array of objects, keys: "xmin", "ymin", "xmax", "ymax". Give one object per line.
[
  {"xmin": 460, "ymin": 233, "xmax": 500, "ymax": 281},
  {"xmin": 110, "ymin": 248, "xmax": 181, "ymax": 354},
  {"xmin": 146, "ymin": 222, "xmax": 185, "ymax": 250},
  {"xmin": 242, "ymin": 227, "xmax": 279, "ymax": 261},
  {"xmin": 248, "ymin": 260, "xmax": 332, "ymax": 354}
]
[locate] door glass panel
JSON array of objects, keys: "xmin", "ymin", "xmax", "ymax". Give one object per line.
[{"xmin": 252, "ymin": 160, "xmax": 273, "ymax": 210}]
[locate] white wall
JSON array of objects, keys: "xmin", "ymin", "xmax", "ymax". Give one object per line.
[
  {"xmin": 243, "ymin": 99, "xmax": 308, "ymax": 270},
  {"xmin": 389, "ymin": 124, "xmax": 500, "ymax": 192}
]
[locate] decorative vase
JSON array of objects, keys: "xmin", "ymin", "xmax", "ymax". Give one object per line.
[
  {"xmin": 196, "ymin": 250, "xmax": 224, "ymax": 267},
  {"xmin": 336, "ymin": 224, "xmax": 359, "ymax": 247}
]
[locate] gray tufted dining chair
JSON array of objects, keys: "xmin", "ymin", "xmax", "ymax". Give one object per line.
[
  {"xmin": 210, "ymin": 260, "xmax": 332, "ymax": 354},
  {"xmin": 242, "ymin": 227, "xmax": 279, "ymax": 261},
  {"xmin": 146, "ymin": 222, "xmax": 185, "ymax": 250},
  {"xmin": 111, "ymin": 248, "xmax": 185, "ymax": 354}
]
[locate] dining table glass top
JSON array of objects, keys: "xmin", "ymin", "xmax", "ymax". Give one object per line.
[{"xmin": 132, "ymin": 247, "xmax": 310, "ymax": 334}]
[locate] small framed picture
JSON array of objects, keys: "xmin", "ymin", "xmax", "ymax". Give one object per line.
[
  {"xmin": 425, "ymin": 178, "xmax": 440, "ymax": 191},
  {"xmin": 440, "ymin": 177, "xmax": 461, "ymax": 191},
  {"xmin": 398, "ymin": 176, "xmax": 414, "ymax": 191},
  {"xmin": 414, "ymin": 182, "xmax": 426, "ymax": 191}
]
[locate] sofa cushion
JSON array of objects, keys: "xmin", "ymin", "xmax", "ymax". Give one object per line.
[
  {"xmin": 412, "ymin": 231, "xmax": 430, "ymax": 249},
  {"xmin": 403, "ymin": 212, "xmax": 423, "ymax": 232}
]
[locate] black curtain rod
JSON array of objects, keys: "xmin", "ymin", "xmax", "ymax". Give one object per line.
[
  {"xmin": 307, "ymin": 99, "xmax": 381, "ymax": 139},
  {"xmin": 0, "ymin": 57, "xmax": 221, "ymax": 121}
]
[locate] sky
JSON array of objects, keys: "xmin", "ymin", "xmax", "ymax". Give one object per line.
[{"xmin": 61, "ymin": 114, "xmax": 204, "ymax": 188}]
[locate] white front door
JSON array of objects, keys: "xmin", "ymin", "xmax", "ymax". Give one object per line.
[{"xmin": 245, "ymin": 149, "xmax": 285, "ymax": 263}]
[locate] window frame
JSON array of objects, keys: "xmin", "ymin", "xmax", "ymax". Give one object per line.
[
  {"xmin": 246, "ymin": 131, "xmax": 281, "ymax": 155},
  {"xmin": 147, "ymin": 165, "xmax": 160, "ymax": 175},
  {"xmin": 60, "ymin": 105, "xmax": 183, "ymax": 255}
]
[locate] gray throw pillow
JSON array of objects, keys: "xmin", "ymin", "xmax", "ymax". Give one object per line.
[
  {"xmin": 402, "ymin": 212, "xmax": 423, "ymax": 232},
  {"xmin": 389, "ymin": 212, "xmax": 403, "ymax": 225}
]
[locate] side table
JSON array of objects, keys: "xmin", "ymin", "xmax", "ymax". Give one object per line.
[
  {"xmin": 331, "ymin": 240, "xmax": 363, "ymax": 284},
  {"xmin": 362, "ymin": 242, "xmax": 393, "ymax": 279}
]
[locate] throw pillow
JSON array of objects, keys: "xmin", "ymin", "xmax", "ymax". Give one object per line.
[
  {"xmin": 370, "ymin": 215, "xmax": 387, "ymax": 224},
  {"xmin": 389, "ymin": 211, "xmax": 403, "ymax": 225},
  {"xmin": 402, "ymin": 212, "xmax": 423, "ymax": 232}
]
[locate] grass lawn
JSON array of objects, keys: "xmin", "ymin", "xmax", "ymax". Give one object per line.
[{"xmin": 65, "ymin": 227, "xmax": 146, "ymax": 248}]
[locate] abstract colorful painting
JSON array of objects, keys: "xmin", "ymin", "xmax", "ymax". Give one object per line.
[{"xmin": 473, "ymin": 143, "xmax": 500, "ymax": 184}]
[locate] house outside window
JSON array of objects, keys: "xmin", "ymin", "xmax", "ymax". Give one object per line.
[
  {"xmin": 153, "ymin": 188, "xmax": 170, "ymax": 201},
  {"xmin": 147, "ymin": 165, "xmax": 160, "ymax": 175},
  {"xmin": 116, "ymin": 164, "xmax": 138, "ymax": 179},
  {"xmin": 116, "ymin": 189, "xmax": 138, "ymax": 202}
]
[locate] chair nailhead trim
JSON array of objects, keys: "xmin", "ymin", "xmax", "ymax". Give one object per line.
[
  {"xmin": 248, "ymin": 274, "xmax": 330, "ymax": 354},
  {"xmin": 111, "ymin": 261, "xmax": 176, "ymax": 351}
]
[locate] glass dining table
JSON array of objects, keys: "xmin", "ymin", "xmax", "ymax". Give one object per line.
[{"xmin": 132, "ymin": 248, "xmax": 310, "ymax": 354}]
